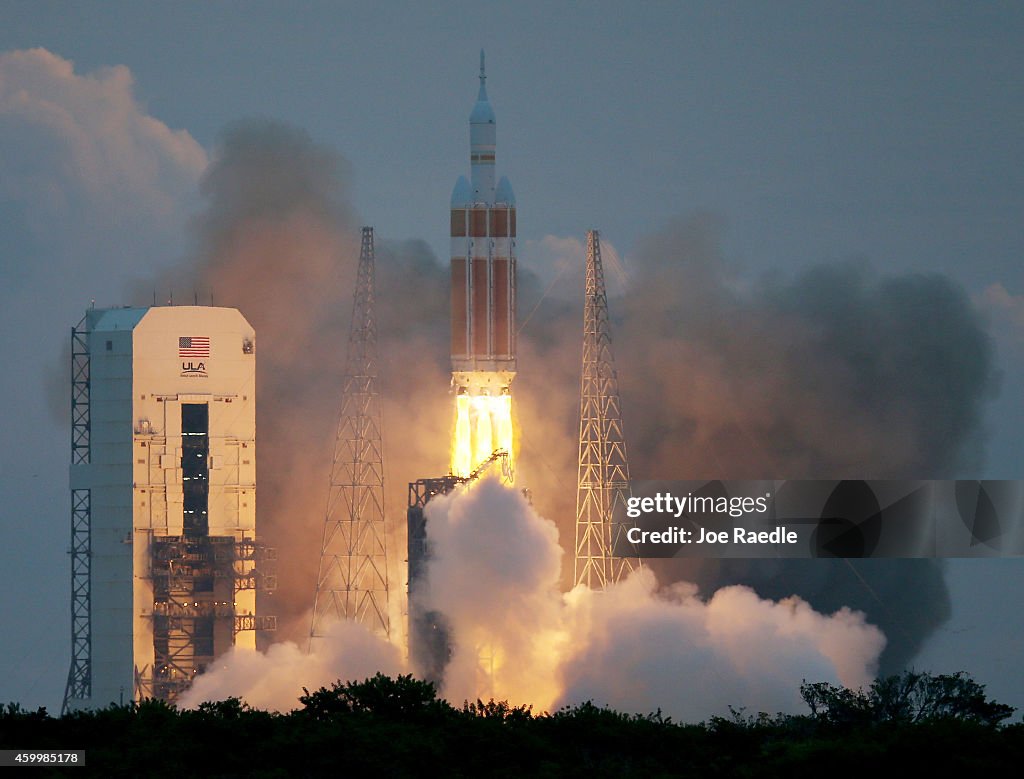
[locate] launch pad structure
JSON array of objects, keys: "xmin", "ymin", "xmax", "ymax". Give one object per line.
[
  {"xmin": 63, "ymin": 305, "xmax": 276, "ymax": 713},
  {"xmin": 574, "ymin": 230, "xmax": 637, "ymax": 589},
  {"xmin": 406, "ymin": 450, "xmax": 509, "ymax": 683}
]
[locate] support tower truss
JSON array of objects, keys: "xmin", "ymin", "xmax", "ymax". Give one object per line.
[
  {"xmin": 311, "ymin": 227, "xmax": 390, "ymax": 642},
  {"xmin": 574, "ymin": 230, "xmax": 637, "ymax": 589},
  {"xmin": 63, "ymin": 316, "xmax": 92, "ymax": 713}
]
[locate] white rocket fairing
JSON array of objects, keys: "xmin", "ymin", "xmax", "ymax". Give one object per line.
[{"xmin": 450, "ymin": 50, "xmax": 517, "ymax": 396}]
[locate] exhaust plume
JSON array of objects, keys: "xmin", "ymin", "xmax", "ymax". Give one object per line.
[
  {"xmin": 183, "ymin": 479, "xmax": 883, "ymax": 720},
  {"xmin": 420, "ymin": 478, "xmax": 885, "ymax": 720}
]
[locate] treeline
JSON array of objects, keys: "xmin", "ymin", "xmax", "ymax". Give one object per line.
[{"xmin": 2, "ymin": 671, "xmax": 1021, "ymax": 777}]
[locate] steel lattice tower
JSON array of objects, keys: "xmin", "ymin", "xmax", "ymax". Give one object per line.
[
  {"xmin": 310, "ymin": 227, "xmax": 390, "ymax": 642},
  {"xmin": 63, "ymin": 315, "xmax": 92, "ymax": 714},
  {"xmin": 574, "ymin": 230, "xmax": 636, "ymax": 589}
]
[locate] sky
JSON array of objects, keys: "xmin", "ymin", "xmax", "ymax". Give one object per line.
[{"xmin": 0, "ymin": 1, "xmax": 1022, "ymax": 714}]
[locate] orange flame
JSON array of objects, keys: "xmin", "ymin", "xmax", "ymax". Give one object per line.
[{"xmin": 452, "ymin": 393, "xmax": 514, "ymax": 480}]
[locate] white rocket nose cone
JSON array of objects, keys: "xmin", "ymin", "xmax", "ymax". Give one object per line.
[{"xmin": 470, "ymin": 98, "xmax": 495, "ymax": 125}]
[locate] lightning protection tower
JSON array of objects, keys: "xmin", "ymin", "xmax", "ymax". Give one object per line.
[
  {"xmin": 574, "ymin": 230, "xmax": 637, "ymax": 589},
  {"xmin": 310, "ymin": 227, "xmax": 390, "ymax": 643}
]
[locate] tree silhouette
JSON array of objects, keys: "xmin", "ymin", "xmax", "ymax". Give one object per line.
[
  {"xmin": 801, "ymin": 670, "xmax": 1015, "ymax": 727},
  {"xmin": 1, "ymin": 670, "xmax": 1019, "ymax": 775},
  {"xmin": 299, "ymin": 672, "xmax": 451, "ymax": 721}
]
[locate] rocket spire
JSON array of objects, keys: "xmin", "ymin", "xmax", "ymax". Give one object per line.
[
  {"xmin": 477, "ymin": 49, "xmax": 489, "ymax": 103},
  {"xmin": 469, "ymin": 50, "xmax": 496, "ymax": 202},
  {"xmin": 470, "ymin": 49, "xmax": 495, "ymax": 125}
]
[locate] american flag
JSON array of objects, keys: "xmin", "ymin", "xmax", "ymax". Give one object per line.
[{"xmin": 179, "ymin": 336, "xmax": 210, "ymax": 358}]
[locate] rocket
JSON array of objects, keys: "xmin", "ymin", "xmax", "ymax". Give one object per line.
[
  {"xmin": 449, "ymin": 51, "xmax": 516, "ymax": 477},
  {"xmin": 450, "ymin": 50, "xmax": 516, "ymax": 391}
]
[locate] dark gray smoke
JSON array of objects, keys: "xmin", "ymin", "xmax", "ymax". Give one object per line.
[
  {"xmin": 161, "ymin": 120, "xmax": 456, "ymax": 646},
  {"xmin": 516, "ymin": 214, "xmax": 997, "ymax": 672},
  {"xmin": 183, "ymin": 121, "xmax": 359, "ymax": 644},
  {"xmin": 619, "ymin": 215, "xmax": 994, "ymax": 480}
]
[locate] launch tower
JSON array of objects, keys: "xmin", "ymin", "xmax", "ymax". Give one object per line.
[
  {"xmin": 310, "ymin": 227, "xmax": 390, "ymax": 643},
  {"xmin": 574, "ymin": 231, "xmax": 637, "ymax": 588}
]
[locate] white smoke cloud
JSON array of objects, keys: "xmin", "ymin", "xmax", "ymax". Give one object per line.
[
  {"xmin": 419, "ymin": 477, "xmax": 568, "ymax": 708},
  {"xmin": 421, "ymin": 478, "xmax": 885, "ymax": 720},
  {"xmin": 178, "ymin": 477, "xmax": 883, "ymax": 719},
  {"xmin": 2, "ymin": 46, "xmax": 208, "ymax": 415},
  {"xmin": 0, "ymin": 47, "xmax": 206, "ymax": 287},
  {"xmin": 560, "ymin": 574, "xmax": 883, "ymax": 718},
  {"xmin": 178, "ymin": 619, "xmax": 403, "ymax": 712}
]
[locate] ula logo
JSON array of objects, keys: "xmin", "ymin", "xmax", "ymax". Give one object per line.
[{"xmin": 178, "ymin": 336, "xmax": 210, "ymax": 377}]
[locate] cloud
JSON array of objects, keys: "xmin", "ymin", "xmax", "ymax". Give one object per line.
[
  {"xmin": 51, "ymin": 107, "xmax": 988, "ymax": 710},
  {"xmin": 560, "ymin": 575, "xmax": 883, "ymax": 719},
  {"xmin": 178, "ymin": 619, "xmax": 403, "ymax": 712},
  {"xmin": 0, "ymin": 48, "xmax": 209, "ymax": 712},
  {"xmin": 1, "ymin": 46, "xmax": 210, "ymax": 468},
  {"xmin": 178, "ymin": 479, "xmax": 883, "ymax": 721},
  {"xmin": 0, "ymin": 47, "xmax": 206, "ymax": 287}
]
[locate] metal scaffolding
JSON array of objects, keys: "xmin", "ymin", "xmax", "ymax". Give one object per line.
[
  {"xmin": 63, "ymin": 316, "xmax": 92, "ymax": 714},
  {"xmin": 311, "ymin": 227, "xmax": 390, "ymax": 643},
  {"xmin": 574, "ymin": 230, "xmax": 637, "ymax": 589},
  {"xmin": 137, "ymin": 536, "xmax": 277, "ymax": 702}
]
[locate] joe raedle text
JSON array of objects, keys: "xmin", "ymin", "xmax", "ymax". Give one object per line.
[{"xmin": 625, "ymin": 525, "xmax": 798, "ymax": 546}]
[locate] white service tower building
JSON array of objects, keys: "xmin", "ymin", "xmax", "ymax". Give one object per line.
[{"xmin": 63, "ymin": 305, "xmax": 275, "ymax": 712}]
